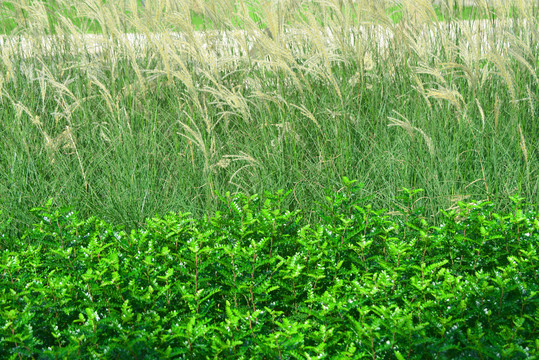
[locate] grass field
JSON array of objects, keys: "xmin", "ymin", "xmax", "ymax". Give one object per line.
[{"xmin": 0, "ymin": 0, "xmax": 538, "ymax": 240}]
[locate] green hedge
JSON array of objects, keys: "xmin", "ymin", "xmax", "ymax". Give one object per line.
[{"xmin": 1, "ymin": 180, "xmax": 538, "ymax": 359}]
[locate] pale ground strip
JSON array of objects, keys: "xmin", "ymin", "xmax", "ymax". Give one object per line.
[{"xmin": 0, "ymin": 19, "xmax": 533, "ymax": 63}]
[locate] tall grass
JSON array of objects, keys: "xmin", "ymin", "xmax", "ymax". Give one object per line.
[{"xmin": 0, "ymin": 0, "xmax": 538, "ymax": 240}]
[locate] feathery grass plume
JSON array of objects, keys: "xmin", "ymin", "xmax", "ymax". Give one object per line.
[
  {"xmin": 116, "ymin": 31, "xmax": 147, "ymax": 95},
  {"xmin": 140, "ymin": 0, "xmax": 173, "ymax": 26},
  {"xmin": 486, "ymin": 45, "xmax": 517, "ymax": 106},
  {"xmin": 252, "ymin": 0, "xmax": 307, "ymax": 90},
  {"xmin": 247, "ymin": 26, "xmax": 273, "ymax": 62},
  {"xmin": 0, "ymin": 72, "xmax": 3, "ymax": 102},
  {"xmin": 410, "ymin": 73, "xmax": 433, "ymax": 112},
  {"xmin": 397, "ymin": 0, "xmax": 436, "ymax": 37},
  {"xmin": 74, "ymin": 1, "xmax": 123, "ymax": 61},
  {"xmin": 298, "ymin": 10, "xmax": 328, "ymax": 61},
  {"xmin": 453, "ymin": 20, "xmax": 483, "ymax": 81},
  {"xmin": 199, "ymin": 75, "xmax": 252, "ymax": 125},
  {"xmin": 415, "ymin": 63, "xmax": 448, "ymax": 88},
  {"xmin": 475, "ymin": 98, "xmax": 486, "ymax": 132},
  {"xmin": 327, "ymin": 0, "xmax": 356, "ymax": 50},
  {"xmin": 190, "ymin": 0, "xmax": 205, "ymax": 16},
  {"xmin": 387, "ymin": 111, "xmax": 435, "ymax": 156},
  {"xmin": 386, "ymin": 0, "xmax": 433, "ymax": 71},
  {"xmin": 222, "ymin": 151, "xmax": 261, "ymax": 192},
  {"xmin": 126, "ymin": 0, "xmax": 141, "ymax": 18},
  {"xmin": 387, "ymin": 112, "xmax": 414, "ymax": 139},
  {"xmin": 260, "ymin": 51, "xmax": 303, "ymax": 95},
  {"xmin": 157, "ymin": 0, "xmax": 193, "ymax": 34},
  {"xmin": 1, "ymin": 43, "xmax": 16, "ymax": 88},
  {"xmin": 22, "ymin": 0, "xmax": 50, "ymax": 35},
  {"xmin": 11, "ymin": 99, "xmax": 60, "ymax": 167},
  {"xmin": 426, "ymin": 86, "xmax": 466, "ymax": 121},
  {"xmin": 199, "ymin": 0, "xmax": 237, "ymax": 30},
  {"xmin": 494, "ymin": 95, "xmax": 500, "ymax": 135},
  {"xmin": 474, "ymin": 0, "xmax": 491, "ymax": 16},
  {"xmin": 88, "ymin": 74, "xmax": 117, "ymax": 116},
  {"xmin": 248, "ymin": 88, "xmax": 289, "ymax": 118},
  {"xmin": 78, "ymin": 0, "xmax": 111, "ymax": 36},
  {"xmin": 526, "ymin": 85, "xmax": 536, "ymax": 118},
  {"xmin": 145, "ymin": 45, "xmax": 196, "ymax": 95},
  {"xmin": 514, "ymin": 0, "xmax": 536, "ymax": 18},
  {"xmin": 442, "ymin": 61, "xmax": 478, "ymax": 92},
  {"xmin": 54, "ymin": 14, "xmax": 85, "ymax": 56},
  {"xmin": 296, "ymin": 11, "xmax": 342, "ymax": 100},
  {"xmin": 36, "ymin": 59, "xmax": 77, "ymax": 103},
  {"xmin": 233, "ymin": 0, "xmax": 262, "ymax": 63},
  {"xmin": 149, "ymin": 32, "xmax": 175, "ymax": 86},
  {"xmin": 12, "ymin": 100, "xmax": 41, "ymax": 127},
  {"xmin": 359, "ymin": 0, "xmax": 391, "ymax": 29},
  {"xmin": 518, "ymin": 122, "xmax": 529, "ymax": 173},
  {"xmin": 289, "ymin": 103, "xmax": 322, "ymax": 133},
  {"xmin": 320, "ymin": 0, "xmax": 349, "ymax": 51},
  {"xmin": 493, "ymin": 0, "xmax": 514, "ymax": 20},
  {"xmin": 177, "ymin": 110, "xmax": 217, "ymax": 200},
  {"xmin": 7, "ymin": 0, "xmax": 29, "ymax": 30},
  {"xmin": 505, "ymin": 32, "xmax": 539, "ymax": 87},
  {"xmin": 260, "ymin": 0, "xmax": 281, "ymax": 43}
]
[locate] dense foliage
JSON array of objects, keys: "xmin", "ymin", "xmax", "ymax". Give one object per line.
[{"xmin": 2, "ymin": 182, "xmax": 538, "ymax": 359}]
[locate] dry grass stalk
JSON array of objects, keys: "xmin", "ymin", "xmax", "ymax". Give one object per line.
[
  {"xmin": 1, "ymin": 48, "xmax": 16, "ymax": 88},
  {"xmin": 486, "ymin": 46, "xmax": 517, "ymax": 105},
  {"xmin": 415, "ymin": 63, "xmax": 447, "ymax": 87},
  {"xmin": 494, "ymin": 96, "xmax": 500, "ymax": 135},
  {"xmin": 527, "ymin": 85, "xmax": 536, "ymax": 118},
  {"xmin": 190, "ymin": 0, "xmax": 205, "ymax": 15},
  {"xmin": 453, "ymin": 21, "xmax": 482, "ymax": 83},
  {"xmin": 201, "ymin": 80, "xmax": 251, "ymax": 125},
  {"xmin": 222, "ymin": 151, "xmax": 261, "ymax": 187},
  {"xmin": 178, "ymin": 114, "xmax": 206, "ymax": 164},
  {"xmin": 247, "ymin": 27, "xmax": 274, "ymax": 61},
  {"xmin": 518, "ymin": 123, "xmax": 529, "ymax": 173},
  {"xmin": 89, "ymin": 75, "xmax": 117, "ymax": 115},
  {"xmin": 289, "ymin": 103, "xmax": 322, "ymax": 133},
  {"xmin": 388, "ymin": 111, "xmax": 435, "ymax": 156},
  {"xmin": 0, "ymin": 72, "xmax": 4, "ymax": 102},
  {"xmin": 475, "ymin": 98, "xmax": 486, "ymax": 131},
  {"xmin": 11, "ymin": 96, "xmax": 87, "ymax": 190},
  {"xmin": 441, "ymin": 62, "xmax": 478, "ymax": 89},
  {"xmin": 426, "ymin": 86, "xmax": 466, "ymax": 117},
  {"xmin": 506, "ymin": 37, "xmax": 539, "ymax": 87},
  {"xmin": 410, "ymin": 73, "xmax": 432, "ymax": 112},
  {"xmin": 37, "ymin": 60, "xmax": 77, "ymax": 102}
]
